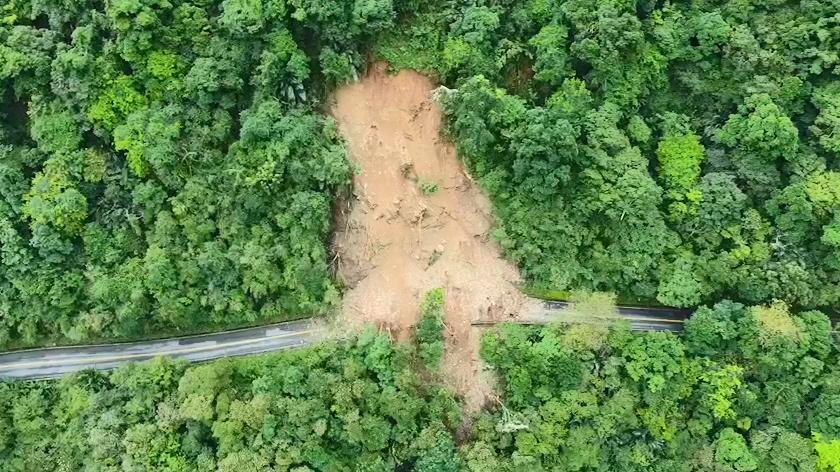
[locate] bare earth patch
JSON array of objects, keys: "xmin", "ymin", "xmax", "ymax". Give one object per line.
[{"xmin": 330, "ymin": 63, "xmax": 538, "ymax": 412}]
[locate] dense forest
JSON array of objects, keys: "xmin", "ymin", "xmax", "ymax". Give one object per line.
[
  {"xmin": 5, "ymin": 0, "xmax": 840, "ymax": 470},
  {"xmin": 0, "ymin": 330, "xmax": 464, "ymax": 471},
  {"xmin": 380, "ymin": 0, "xmax": 840, "ymax": 308},
  {"xmin": 468, "ymin": 299, "xmax": 840, "ymax": 471},
  {"xmin": 0, "ymin": 0, "xmax": 403, "ymax": 345},
  {"xmin": 5, "ymin": 0, "xmax": 840, "ymax": 346},
  {"xmin": 3, "ymin": 298, "xmax": 840, "ymax": 471}
]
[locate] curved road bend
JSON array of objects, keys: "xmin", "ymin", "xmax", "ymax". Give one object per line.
[{"xmin": 0, "ymin": 319, "xmax": 324, "ymax": 380}]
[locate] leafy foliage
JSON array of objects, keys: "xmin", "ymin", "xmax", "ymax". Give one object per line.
[
  {"xmin": 467, "ymin": 300, "xmax": 839, "ymax": 471},
  {"xmin": 416, "ymin": 288, "xmax": 445, "ymax": 369},
  {"xmin": 381, "ymin": 0, "xmax": 840, "ymax": 308},
  {"xmin": 0, "ymin": 0, "xmax": 403, "ymax": 346},
  {"xmin": 0, "ymin": 332, "xmax": 462, "ymax": 471},
  {"xmin": 2, "ymin": 297, "xmax": 840, "ymax": 471}
]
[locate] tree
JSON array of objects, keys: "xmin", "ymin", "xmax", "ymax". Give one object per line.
[
  {"xmin": 416, "ymin": 289, "xmax": 446, "ymax": 370},
  {"xmin": 751, "ymin": 427, "xmax": 817, "ymax": 472},
  {"xmin": 715, "ymin": 94, "xmax": 799, "ymax": 197},
  {"xmin": 621, "ymin": 332, "xmax": 687, "ymax": 394},
  {"xmin": 28, "ymin": 105, "xmax": 82, "ymax": 155},
  {"xmin": 811, "ymin": 84, "xmax": 840, "ymax": 156},
  {"xmin": 656, "ymin": 133, "xmax": 705, "ymax": 222},
  {"xmin": 442, "ymin": 6, "xmax": 500, "ymax": 80},
  {"xmin": 657, "ymin": 252, "xmax": 708, "ymax": 307},
  {"xmin": 814, "ymin": 434, "xmax": 840, "ymax": 472},
  {"xmin": 529, "ymin": 23, "xmax": 569, "ymax": 86},
  {"xmin": 716, "ymin": 428, "xmax": 759, "ymax": 471},
  {"xmin": 683, "ymin": 300, "xmax": 746, "ymax": 357},
  {"xmin": 23, "ymin": 169, "xmax": 88, "ymax": 236}
]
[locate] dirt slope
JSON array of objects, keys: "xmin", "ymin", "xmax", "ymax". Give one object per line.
[{"xmin": 330, "ymin": 63, "xmax": 534, "ymax": 411}]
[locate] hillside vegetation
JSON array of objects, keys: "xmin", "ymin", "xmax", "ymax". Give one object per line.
[
  {"xmin": 4, "ymin": 0, "xmax": 840, "ymax": 343},
  {"xmin": 0, "ymin": 331, "xmax": 463, "ymax": 471},
  {"xmin": 468, "ymin": 301, "xmax": 839, "ymax": 471},
  {"xmin": 0, "ymin": 0, "xmax": 400, "ymax": 346},
  {"xmin": 381, "ymin": 0, "xmax": 840, "ymax": 308},
  {"xmin": 3, "ymin": 299, "xmax": 840, "ymax": 471},
  {"xmin": 4, "ymin": 1, "xmax": 840, "ymax": 471}
]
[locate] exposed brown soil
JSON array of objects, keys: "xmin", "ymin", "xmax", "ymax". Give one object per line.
[{"xmin": 330, "ymin": 63, "xmax": 537, "ymax": 412}]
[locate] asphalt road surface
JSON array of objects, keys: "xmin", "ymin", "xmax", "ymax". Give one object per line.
[
  {"xmin": 0, "ymin": 319, "xmax": 323, "ymax": 380},
  {"xmin": 473, "ymin": 300, "xmax": 691, "ymax": 332},
  {"xmin": 0, "ymin": 300, "xmax": 690, "ymax": 381}
]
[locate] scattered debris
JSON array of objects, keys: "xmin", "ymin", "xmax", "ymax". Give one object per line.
[
  {"xmin": 400, "ymin": 162, "xmax": 417, "ymax": 181},
  {"xmin": 330, "ymin": 62, "xmax": 537, "ymax": 413}
]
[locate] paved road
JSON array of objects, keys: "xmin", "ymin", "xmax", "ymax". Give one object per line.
[
  {"xmin": 473, "ymin": 300, "xmax": 691, "ymax": 332},
  {"xmin": 0, "ymin": 319, "xmax": 323, "ymax": 380},
  {"xmin": 0, "ymin": 299, "xmax": 689, "ymax": 381}
]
